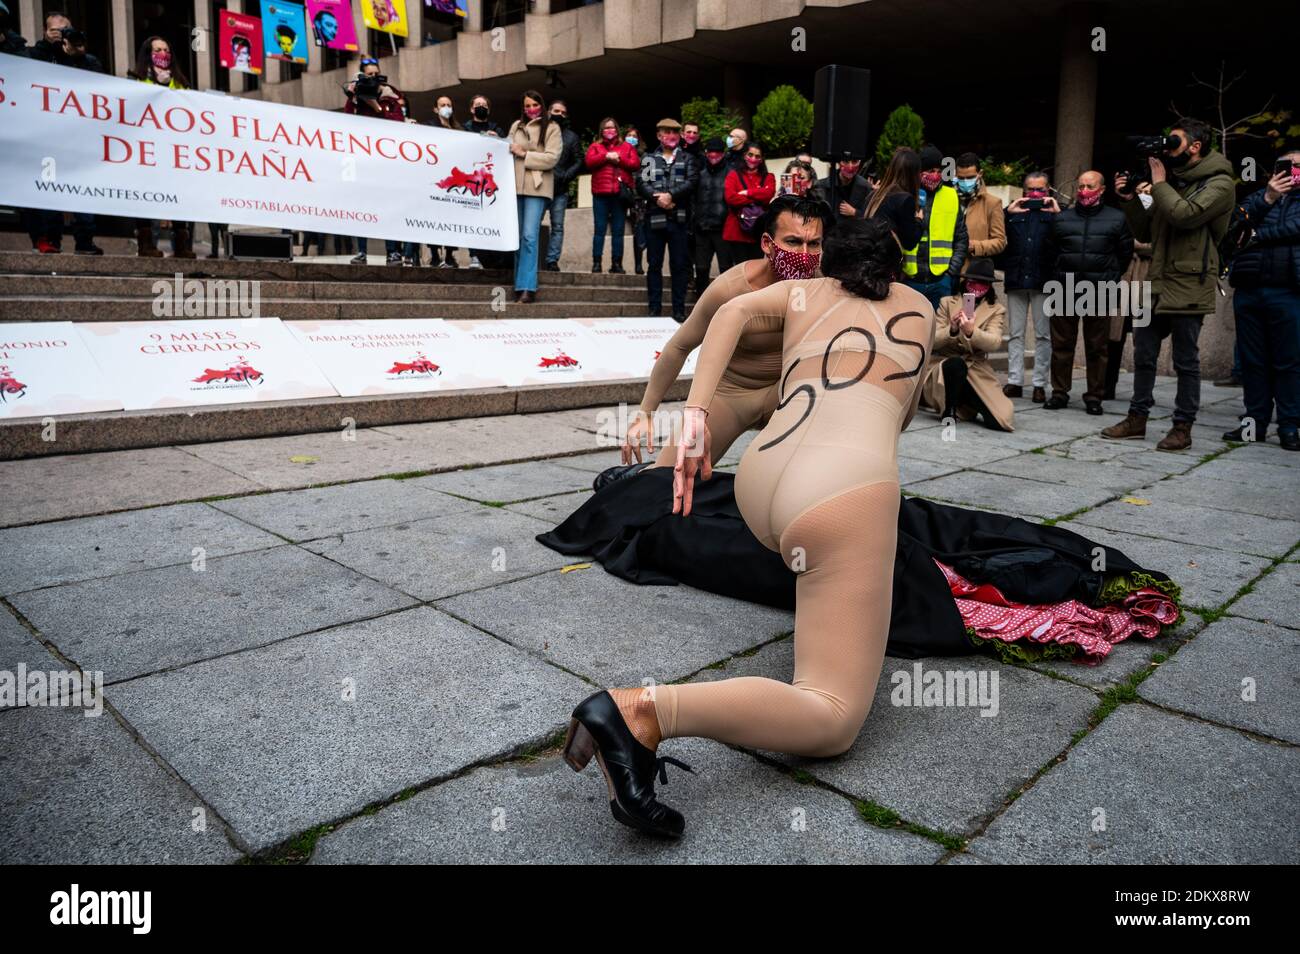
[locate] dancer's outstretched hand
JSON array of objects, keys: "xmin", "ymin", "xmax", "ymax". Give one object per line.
[
  {"xmin": 672, "ymin": 405, "xmax": 711, "ymax": 516},
  {"xmin": 622, "ymin": 409, "xmax": 655, "ymax": 465}
]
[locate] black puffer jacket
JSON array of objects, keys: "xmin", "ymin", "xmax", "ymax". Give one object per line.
[
  {"xmin": 997, "ymin": 207, "xmax": 1058, "ymax": 291},
  {"xmin": 1051, "ymin": 202, "xmax": 1134, "ymax": 283},
  {"xmin": 693, "ymin": 157, "xmax": 730, "ymax": 232},
  {"xmin": 552, "ymin": 126, "xmax": 584, "ymax": 191},
  {"xmin": 1229, "ymin": 188, "xmax": 1300, "ymax": 289}
]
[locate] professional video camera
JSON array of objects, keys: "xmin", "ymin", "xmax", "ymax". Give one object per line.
[
  {"xmin": 349, "ymin": 71, "xmax": 389, "ymax": 102},
  {"xmin": 1118, "ymin": 133, "xmax": 1185, "ymax": 188}
]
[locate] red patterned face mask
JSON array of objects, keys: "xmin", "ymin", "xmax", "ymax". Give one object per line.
[{"xmin": 768, "ymin": 244, "xmax": 821, "ymax": 280}]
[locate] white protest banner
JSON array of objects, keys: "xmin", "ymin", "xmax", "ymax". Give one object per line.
[
  {"xmin": 0, "ymin": 53, "xmax": 517, "ymax": 248},
  {"xmin": 75, "ymin": 318, "xmax": 337, "ymax": 410},
  {"xmin": 0, "ymin": 322, "xmax": 122, "ymax": 420},
  {"xmin": 571, "ymin": 317, "xmax": 697, "ymax": 382},
  {"xmin": 284, "ymin": 319, "xmax": 508, "ymax": 395},
  {"xmin": 446, "ymin": 319, "xmax": 606, "ymax": 387}
]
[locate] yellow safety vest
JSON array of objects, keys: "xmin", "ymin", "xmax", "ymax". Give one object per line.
[{"xmin": 903, "ymin": 185, "xmax": 957, "ymax": 278}]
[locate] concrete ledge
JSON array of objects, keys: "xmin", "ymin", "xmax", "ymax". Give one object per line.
[{"xmin": 0, "ymin": 378, "xmax": 691, "ymax": 460}]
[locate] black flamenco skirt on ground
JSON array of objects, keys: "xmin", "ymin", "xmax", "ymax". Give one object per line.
[{"xmin": 536, "ymin": 466, "xmax": 1175, "ymax": 659}]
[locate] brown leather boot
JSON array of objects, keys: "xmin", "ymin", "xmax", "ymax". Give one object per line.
[
  {"xmin": 172, "ymin": 227, "xmax": 197, "ymax": 259},
  {"xmin": 1100, "ymin": 412, "xmax": 1148, "ymax": 440},
  {"xmin": 135, "ymin": 226, "xmax": 164, "ymax": 258},
  {"xmin": 1156, "ymin": 420, "xmax": 1193, "ymax": 451}
]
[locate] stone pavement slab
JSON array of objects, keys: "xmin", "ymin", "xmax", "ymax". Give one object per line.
[
  {"xmin": 1229, "ymin": 440, "xmax": 1300, "ymax": 468},
  {"xmin": 1189, "ymin": 454, "xmax": 1300, "ymax": 493},
  {"xmin": 407, "ymin": 460, "xmax": 595, "ymax": 503},
  {"xmin": 180, "ymin": 428, "xmax": 441, "ymax": 490},
  {"xmin": 505, "ymin": 490, "xmax": 593, "ymax": 523},
  {"xmin": 0, "ymin": 704, "xmax": 241, "ymax": 863},
  {"xmin": 966, "ymin": 704, "xmax": 1300, "ymax": 864},
  {"xmin": 1, "ymin": 608, "xmax": 61, "ymax": 708},
  {"xmin": 302, "ymin": 505, "xmax": 573, "ymax": 601},
  {"xmin": 898, "ymin": 425, "xmax": 1058, "ymax": 467},
  {"xmin": 1054, "ymin": 521, "xmax": 1272, "ymax": 611},
  {"xmin": 436, "ymin": 564, "xmax": 792, "ymax": 688},
  {"xmin": 898, "ymin": 457, "xmax": 964, "ymax": 486},
  {"xmin": 107, "ymin": 606, "xmax": 588, "ymax": 853},
  {"xmin": 308, "ymin": 735, "xmax": 945, "ymax": 864},
  {"xmin": 0, "ymin": 502, "xmax": 282, "ymax": 595},
  {"xmin": 905, "ymin": 470, "xmax": 1115, "ymax": 520},
  {"xmin": 1137, "ymin": 617, "xmax": 1300, "ymax": 744},
  {"xmin": 1127, "ymin": 471, "xmax": 1300, "ymax": 522},
  {"xmin": 1072, "ymin": 497, "xmax": 1300, "ymax": 560},
  {"xmin": 210, "ymin": 477, "xmax": 479, "ymax": 542},
  {"xmin": 975, "ymin": 452, "xmax": 1172, "ymax": 495},
  {"xmin": 1227, "ymin": 562, "xmax": 1300, "ymax": 629},
  {"xmin": 0, "ymin": 447, "xmax": 261, "ymax": 527},
  {"xmin": 684, "ymin": 639, "xmax": 1097, "ymax": 835},
  {"xmin": 10, "ymin": 545, "xmax": 416, "ymax": 682},
  {"xmin": 550, "ymin": 449, "xmax": 625, "ymax": 475},
  {"xmin": 371, "ymin": 413, "xmax": 605, "ymax": 465}
]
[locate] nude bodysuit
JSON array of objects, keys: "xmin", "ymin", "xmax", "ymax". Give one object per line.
[
  {"xmin": 652, "ymin": 277, "xmax": 936, "ymax": 757},
  {"xmin": 637, "ymin": 261, "xmax": 784, "ymax": 467}
]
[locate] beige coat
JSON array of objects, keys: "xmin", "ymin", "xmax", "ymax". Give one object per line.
[
  {"xmin": 507, "ymin": 117, "xmax": 562, "ymax": 198},
  {"xmin": 963, "ymin": 189, "xmax": 1006, "ymax": 257},
  {"xmin": 919, "ymin": 295, "xmax": 1015, "ymax": 431}
]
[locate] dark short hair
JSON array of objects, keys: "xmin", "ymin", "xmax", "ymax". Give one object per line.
[
  {"xmin": 956, "ymin": 152, "xmax": 982, "ymax": 170},
  {"xmin": 1023, "ymin": 170, "xmax": 1050, "ymax": 187},
  {"xmin": 757, "ymin": 194, "xmax": 832, "ymax": 241},
  {"xmin": 1172, "ymin": 117, "xmax": 1212, "ymax": 151}
]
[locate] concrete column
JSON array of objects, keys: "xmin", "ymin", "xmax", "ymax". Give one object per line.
[
  {"xmin": 1053, "ymin": 1, "xmax": 1101, "ymax": 197},
  {"xmin": 17, "ymin": 0, "xmax": 38, "ymax": 42},
  {"xmin": 723, "ymin": 63, "xmax": 748, "ymax": 131},
  {"xmin": 192, "ymin": 0, "xmax": 212, "ymax": 90},
  {"xmin": 467, "ymin": 0, "xmax": 485, "ymax": 33},
  {"xmin": 406, "ymin": 0, "xmax": 424, "ymax": 45},
  {"xmin": 111, "ymin": 0, "xmax": 134, "ymax": 79}
]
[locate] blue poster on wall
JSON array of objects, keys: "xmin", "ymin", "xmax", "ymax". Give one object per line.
[{"xmin": 261, "ymin": 0, "xmax": 309, "ymax": 64}]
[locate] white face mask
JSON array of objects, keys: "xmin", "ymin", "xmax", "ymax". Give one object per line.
[
  {"xmin": 1138, "ymin": 192, "xmax": 1154, "ymax": 210},
  {"xmin": 438, "ymin": 106, "xmax": 453, "ymax": 119}
]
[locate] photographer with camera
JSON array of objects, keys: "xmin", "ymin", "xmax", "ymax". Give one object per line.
[
  {"xmin": 24, "ymin": 13, "xmax": 104, "ymax": 255},
  {"xmin": 998, "ymin": 171, "xmax": 1060, "ymax": 403},
  {"xmin": 344, "ymin": 58, "xmax": 411, "ymax": 265},
  {"xmin": 1222, "ymin": 152, "xmax": 1300, "ymax": 451},
  {"xmin": 1100, "ymin": 118, "xmax": 1236, "ymax": 450}
]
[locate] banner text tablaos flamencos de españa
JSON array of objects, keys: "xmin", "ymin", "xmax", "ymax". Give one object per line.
[{"xmin": 0, "ymin": 53, "xmax": 518, "ymax": 249}]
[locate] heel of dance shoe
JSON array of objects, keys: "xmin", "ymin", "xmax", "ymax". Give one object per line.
[{"xmin": 562, "ymin": 717, "xmax": 597, "ymax": 771}]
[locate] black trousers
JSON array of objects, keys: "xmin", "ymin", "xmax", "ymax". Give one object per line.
[
  {"xmin": 941, "ymin": 356, "xmax": 1008, "ymax": 430},
  {"xmin": 693, "ymin": 229, "xmax": 730, "ymax": 292},
  {"xmin": 645, "ymin": 220, "xmax": 690, "ymax": 314}
]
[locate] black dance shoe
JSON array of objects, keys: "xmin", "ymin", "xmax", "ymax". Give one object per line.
[
  {"xmin": 562, "ymin": 690, "xmax": 693, "ymax": 838},
  {"xmin": 592, "ymin": 461, "xmax": 651, "ymax": 491}
]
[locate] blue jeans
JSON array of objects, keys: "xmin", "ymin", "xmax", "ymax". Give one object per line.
[
  {"xmin": 545, "ymin": 191, "xmax": 569, "ymax": 266},
  {"xmin": 514, "ymin": 195, "xmax": 548, "ymax": 291},
  {"xmin": 591, "ymin": 194, "xmax": 626, "ymax": 262},
  {"xmin": 1233, "ymin": 285, "xmax": 1300, "ymax": 432},
  {"xmin": 904, "ymin": 273, "xmax": 956, "ymax": 311}
]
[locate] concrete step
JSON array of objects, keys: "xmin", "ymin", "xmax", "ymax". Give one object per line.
[
  {"xmin": 0, "ymin": 273, "xmax": 661, "ymax": 303},
  {"xmin": 0, "ymin": 376, "xmax": 691, "ymax": 461},
  {"xmin": 0, "ymin": 296, "xmax": 668, "ymax": 321},
  {"xmin": 0, "ymin": 250, "xmax": 651, "ymax": 288}
]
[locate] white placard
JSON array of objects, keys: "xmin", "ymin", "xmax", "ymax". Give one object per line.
[
  {"xmin": 284, "ymin": 319, "xmax": 507, "ymax": 395},
  {"xmin": 445, "ymin": 319, "xmax": 603, "ymax": 387},
  {"xmin": 0, "ymin": 54, "xmax": 517, "ymax": 248},
  {"xmin": 75, "ymin": 318, "xmax": 338, "ymax": 410},
  {"xmin": 571, "ymin": 317, "xmax": 697, "ymax": 381},
  {"xmin": 0, "ymin": 322, "xmax": 122, "ymax": 420}
]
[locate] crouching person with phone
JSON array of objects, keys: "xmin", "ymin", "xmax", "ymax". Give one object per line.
[
  {"xmin": 918, "ymin": 257, "xmax": 1015, "ymax": 431},
  {"xmin": 1224, "ymin": 151, "xmax": 1300, "ymax": 451}
]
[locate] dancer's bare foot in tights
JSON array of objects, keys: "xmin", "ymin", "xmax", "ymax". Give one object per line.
[{"xmin": 608, "ymin": 686, "xmax": 661, "ymax": 751}]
